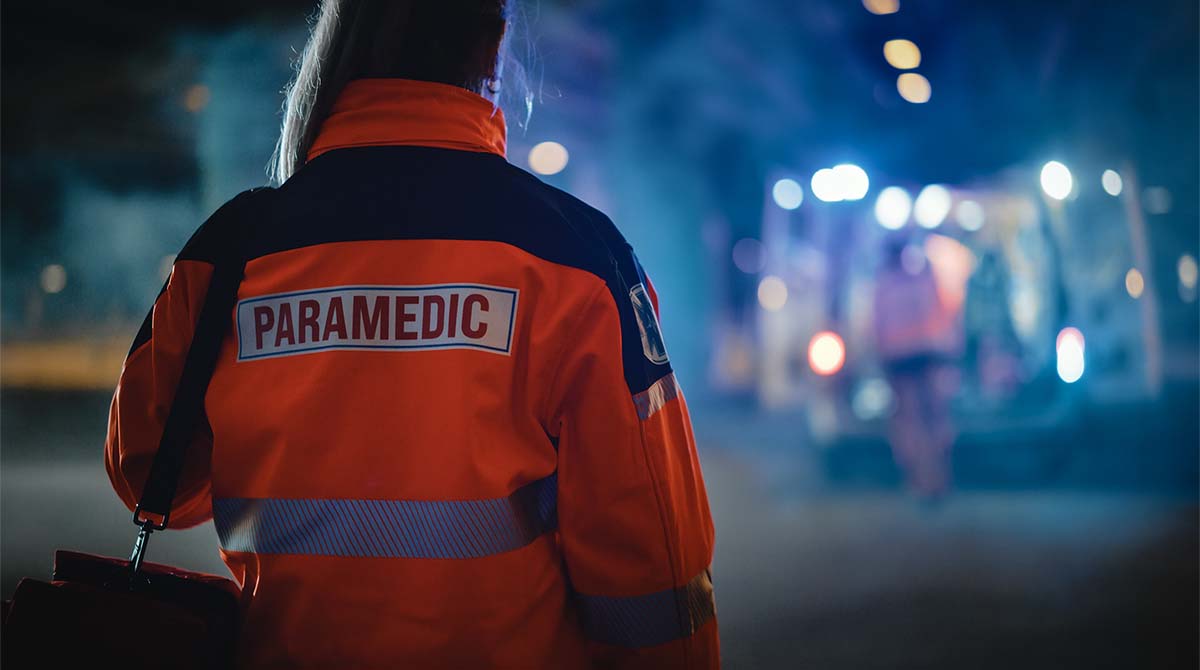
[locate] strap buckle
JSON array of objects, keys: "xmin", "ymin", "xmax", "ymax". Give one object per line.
[
  {"xmin": 127, "ymin": 506, "xmax": 168, "ymax": 586},
  {"xmin": 132, "ymin": 504, "xmax": 169, "ymax": 531}
]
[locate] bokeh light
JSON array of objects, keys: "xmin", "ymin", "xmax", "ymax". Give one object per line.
[
  {"xmin": 833, "ymin": 163, "xmax": 870, "ymax": 201},
  {"xmin": 183, "ymin": 84, "xmax": 210, "ymax": 113},
  {"xmin": 896, "ymin": 73, "xmax": 931, "ymax": 103},
  {"xmin": 862, "ymin": 0, "xmax": 899, "ymax": 15},
  {"xmin": 772, "ymin": 178, "xmax": 804, "ymax": 210},
  {"xmin": 874, "ymin": 186, "xmax": 912, "ymax": 230},
  {"xmin": 732, "ymin": 238, "xmax": 766, "ymax": 274},
  {"xmin": 39, "ymin": 264, "xmax": 67, "ymax": 294},
  {"xmin": 1101, "ymin": 169, "xmax": 1123, "ymax": 196},
  {"xmin": 1040, "ymin": 161, "xmax": 1073, "ymax": 200},
  {"xmin": 811, "ymin": 168, "xmax": 842, "ymax": 202},
  {"xmin": 1178, "ymin": 254, "xmax": 1198, "ymax": 290},
  {"xmin": 955, "ymin": 199, "xmax": 985, "ymax": 231},
  {"xmin": 851, "ymin": 377, "xmax": 894, "ymax": 420},
  {"xmin": 913, "ymin": 184, "xmax": 951, "ymax": 228},
  {"xmin": 883, "ymin": 39, "xmax": 921, "ymax": 70},
  {"xmin": 808, "ymin": 331, "xmax": 846, "ymax": 376},
  {"xmin": 1056, "ymin": 327, "xmax": 1085, "ymax": 383},
  {"xmin": 528, "ymin": 141, "xmax": 569, "ymax": 175},
  {"xmin": 757, "ymin": 275, "xmax": 788, "ymax": 311},
  {"xmin": 1125, "ymin": 268, "xmax": 1145, "ymax": 299}
]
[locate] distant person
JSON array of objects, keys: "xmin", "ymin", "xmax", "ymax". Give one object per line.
[
  {"xmin": 104, "ymin": 1, "xmax": 717, "ymax": 667},
  {"xmin": 873, "ymin": 235, "xmax": 961, "ymax": 500},
  {"xmin": 963, "ymin": 249, "xmax": 1022, "ymax": 400}
]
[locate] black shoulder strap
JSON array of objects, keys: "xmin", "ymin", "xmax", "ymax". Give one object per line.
[{"xmin": 133, "ymin": 188, "xmax": 271, "ymax": 531}]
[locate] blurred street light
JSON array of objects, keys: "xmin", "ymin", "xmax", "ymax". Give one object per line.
[
  {"xmin": 1125, "ymin": 268, "xmax": 1145, "ymax": 299},
  {"xmin": 732, "ymin": 238, "xmax": 766, "ymax": 274},
  {"xmin": 896, "ymin": 73, "xmax": 931, "ymax": 103},
  {"xmin": 40, "ymin": 264, "xmax": 67, "ymax": 294},
  {"xmin": 808, "ymin": 331, "xmax": 846, "ymax": 376},
  {"xmin": 852, "ymin": 378, "xmax": 894, "ymax": 420},
  {"xmin": 811, "ymin": 165, "xmax": 869, "ymax": 202},
  {"xmin": 528, "ymin": 141, "xmax": 569, "ymax": 175},
  {"xmin": 833, "ymin": 163, "xmax": 870, "ymax": 201},
  {"xmin": 913, "ymin": 184, "xmax": 951, "ymax": 228},
  {"xmin": 758, "ymin": 275, "xmax": 788, "ymax": 311},
  {"xmin": 1178, "ymin": 254, "xmax": 1198, "ymax": 287},
  {"xmin": 874, "ymin": 186, "xmax": 912, "ymax": 229},
  {"xmin": 1101, "ymin": 169, "xmax": 1123, "ymax": 196},
  {"xmin": 1056, "ymin": 327, "xmax": 1085, "ymax": 383},
  {"xmin": 1040, "ymin": 161, "xmax": 1073, "ymax": 200},
  {"xmin": 862, "ymin": 0, "xmax": 899, "ymax": 15},
  {"xmin": 772, "ymin": 178, "xmax": 804, "ymax": 210},
  {"xmin": 811, "ymin": 168, "xmax": 842, "ymax": 202},
  {"xmin": 955, "ymin": 199, "xmax": 985, "ymax": 231},
  {"xmin": 183, "ymin": 84, "xmax": 210, "ymax": 113},
  {"xmin": 883, "ymin": 39, "xmax": 921, "ymax": 70}
]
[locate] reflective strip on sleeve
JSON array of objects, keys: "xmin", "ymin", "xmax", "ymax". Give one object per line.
[
  {"xmin": 632, "ymin": 372, "xmax": 682, "ymax": 421},
  {"xmin": 577, "ymin": 568, "xmax": 715, "ymax": 648},
  {"xmin": 212, "ymin": 473, "xmax": 557, "ymax": 559}
]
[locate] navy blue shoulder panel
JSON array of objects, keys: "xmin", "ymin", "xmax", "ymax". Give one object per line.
[
  {"xmin": 240, "ymin": 146, "xmax": 671, "ymax": 394},
  {"xmin": 128, "ymin": 188, "xmax": 274, "ymax": 357},
  {"xmin": 176, "ymin": 187, "xmax": 274, "ymax": 265},
  {"xmin": 502, "ymin": 168, "xmax": 674, "ymax": 395}
]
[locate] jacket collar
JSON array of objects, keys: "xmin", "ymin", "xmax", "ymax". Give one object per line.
[{"xmin": 307, "ymin": 78, "xmax": 507, "ymax": 162}]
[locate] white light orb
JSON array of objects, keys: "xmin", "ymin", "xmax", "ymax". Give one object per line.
[
  {"xmin": 1040, "ymin": 161, "xmax": 1073, "ymax": 200},
  {"xmin": 955, "ymin": 199, "xmax": 985, "ymax": 231},
  {"xmin": 833, "ymin": 163, "xmax": 870, "ymax": 201},
  {"xmin": 772, "ymin": 178, "xmax": 804, "ymax": 210},
  {"xmin": 913, "ymin": 184, "xmax": 952, "ymax": 228},
  {"xmin": 1056, "ymin": 327, "xmax": 1085, "ymax": 383},
  {"xmin": 874, "ymin": 186, "xmax": 912, "ymax": 230},
  {"xmin": 1101, "ymin": 169, "xmax": 1123, "ymax": 197},
  {"xmin": 811, "ymin": 168, "xmax": 843, "ymax": 202}
]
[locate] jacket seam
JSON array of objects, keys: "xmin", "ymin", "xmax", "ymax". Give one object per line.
[
  {"xmin": 634, "ymin": 406, "xmax": 690, "ymax": 666},
  {"xmin": 242, "ymin": 238, "xmax": 617, "ymax": 293},
  {"xmin": 590, "ymin": 287, "xmax": 692, "ymax": 665}
]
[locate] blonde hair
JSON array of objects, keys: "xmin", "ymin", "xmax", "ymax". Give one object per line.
[{"xmin": 269, "ymin": 0, "xmax": 532, "ymax": 185}]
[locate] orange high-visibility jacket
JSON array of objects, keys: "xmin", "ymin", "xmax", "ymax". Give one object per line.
[{"xmin": 105, "ymin": 78, "xmax": 717, "ymax": 668}]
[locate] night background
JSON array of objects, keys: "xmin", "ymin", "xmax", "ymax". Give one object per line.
[{"xmin": 2, "ymin": 1, "xmax": 1197, "ymax": 667}]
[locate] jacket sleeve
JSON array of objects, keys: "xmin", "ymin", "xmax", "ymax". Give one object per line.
[
  {"xmin": 548, "ymin": 266, "xmax": 719, "ymax": 669},
  {"xmin": 104, "ymin": 192, "xmax": 254, "ymax": 529}
]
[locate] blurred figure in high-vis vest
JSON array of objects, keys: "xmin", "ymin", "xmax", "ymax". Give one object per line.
[{"xmin": 874, "ymin": 234, "xmax": 962, "ymax": 500}]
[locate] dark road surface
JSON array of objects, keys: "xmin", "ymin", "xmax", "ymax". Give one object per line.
[{"xmin": 2, "ymin": 390, "xmax": 1197, "ymax": 669}]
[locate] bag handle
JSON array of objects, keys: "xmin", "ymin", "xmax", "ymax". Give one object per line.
[{"xmin": 128, "ymin": 188, "xmax": 269, "ymax": 575}]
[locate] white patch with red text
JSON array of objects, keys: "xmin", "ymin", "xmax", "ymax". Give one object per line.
[{"xmin": 236, "ymin": 283, "xmax": 518, "ymax": 361}]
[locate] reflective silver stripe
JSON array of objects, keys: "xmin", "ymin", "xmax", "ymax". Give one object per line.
[
  {"xmin": 632, "ymin": 372, "xmax": 682, "ymax": 420},
  {"xmin": 212, "ymin": 473, "xmax": 557, "ymax": 559},
  {"xmin": 577, "ymin": 568, "xmax": 716, "ymax": 648}
]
